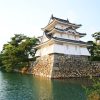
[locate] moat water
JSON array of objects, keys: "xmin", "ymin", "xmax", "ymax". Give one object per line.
[{"xmin": 0, "ymin": 71, "xmax": 90, "ymax": 100}]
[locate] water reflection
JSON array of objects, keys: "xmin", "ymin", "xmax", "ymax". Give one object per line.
[
  {"xmin": 0, "ymin": 72, "xmax": 88, "ymax": 100},
  {"xmin": 33, "ymin": 76, "xmax": 53, "ymax": 100},
  {"xmin": 32, "ymin": 76, "xmax": 87, "ymax": 100}
]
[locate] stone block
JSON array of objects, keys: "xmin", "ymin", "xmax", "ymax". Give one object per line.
[{"xmin": 31, "ymin": 53, "xmax": 100, "ymax": 78}]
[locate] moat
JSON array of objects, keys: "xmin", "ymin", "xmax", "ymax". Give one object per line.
[{"xmin": 0, "ymin": 71, "xmax": 90, "ymax": 100}]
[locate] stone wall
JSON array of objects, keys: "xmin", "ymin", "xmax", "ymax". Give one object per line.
[
  {"xmin": 32, "ymin": 54, "xmax": 54, "ymax": 78},
  {"xmin": 32, "ymin": 53, "xmax": 100, "ymax": 78},
  {"xmin": 52, "ymin": 53, "xmax": 100, "ymax": 78}
]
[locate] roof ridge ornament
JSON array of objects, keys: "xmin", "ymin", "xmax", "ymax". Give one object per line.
[
  {"xmin": 51, "ymin": 14, "xmax": 54, "ymax": 19},
  {"xmin": 66, "ymin": 18, "xmax": 69, "ymax": 23},
  {"xmin": 48, "ymin": 14, "xmax": 54, "ymax": 24}
]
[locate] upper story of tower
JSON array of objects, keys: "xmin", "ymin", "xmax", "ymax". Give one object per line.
[{"xmin": 41, "ymin": 15, "xmax": 86, "ymax": 43}]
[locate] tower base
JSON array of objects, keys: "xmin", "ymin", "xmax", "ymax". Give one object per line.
[{"xmin": 32, "ymin": 53, "xmax": 100, "ymax": 78}]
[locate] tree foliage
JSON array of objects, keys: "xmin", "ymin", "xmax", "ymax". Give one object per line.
[
  {"xmin": 84, "ymin": 79, "xmax": 100, "ymax": 100},
  {"xmin": 92, "ymin": 32, "xmax": 100, "ymax": 44},
  {"xmin": 0, "ymin": 53, "xmax": 3, "ymax": 67},
  {"xmin": 87, "ymin": 32, "xmax": 100, "ymax": 61},
  {"xmin": 1, "ymin": 34, "xmax": 38, "ymax": 72}
]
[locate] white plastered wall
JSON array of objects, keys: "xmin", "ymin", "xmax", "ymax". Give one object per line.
[
  {"xmin": 53, "ymin": 32, "xmax": 79, "ymax": 41},
  {"xmin": 35, "ymin": 43, "xmax": 90, "ymax": 57},
  {"xmin": 42, "ymin": 33, "xmax": 49, "ymax": 42},
  {"xmin": 53, "ymin": 44, "xmax": 81, "ymax": 55},
  {"xmin": 35, "ymin": 44, "xmax": 54, "ymax": 57},
  {"xmin": 80, "ymin": 46, "xmax": 91, "ymax": 56}
]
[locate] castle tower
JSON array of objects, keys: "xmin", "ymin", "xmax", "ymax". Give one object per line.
[{"xmin": 32, "ymin": 15, "xmax": 90, "ymax": 78}]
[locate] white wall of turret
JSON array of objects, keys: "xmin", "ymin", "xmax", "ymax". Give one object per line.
[
  {"xmin": 41, "ymin": 23, "xmax": 80, "ymax": 43},
  {"xmin": 55, "ymin": 23, "xmax": 68, "ymax": 29},
  {"xmin": 54, "ymin": 23, "xmax": 80, "ymax": 40},
  {"xmin": 41, "ymin": 33, "xmax": 49, "ymax": 42},
  {"xmin": 35, "ymin": 43, "xmax": 90, "ymax": 57},
  {"xmin": 35, "ymin": 21, "xmax": 90, "ymax": 57},
  {"xmin": 41, "ymin": 32, "xmax": 80, "ymax": 43},
  {"xmin": 35, "ymin": 44, "xmax": 54, "ymax": 57},
  {"xmin": 53, "ymin": 32, "xmax": 79, "ymax": 40},
  {"xmin": 53, "ymin": 43, "xmax": 90, "ymax": 56}
]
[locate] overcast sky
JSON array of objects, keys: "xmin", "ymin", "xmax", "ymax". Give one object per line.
[{"xmin": 0, "ymin": 0, "xmax": 100, "ymax": 51}]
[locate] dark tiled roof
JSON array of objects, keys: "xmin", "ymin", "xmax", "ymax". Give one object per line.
[
  {"xmin": 79, "ymin": 33, "xmax": 86, "ymax": 36},
  {"xmin": 45, "ymin": 27, "xmax": 71, "ymax": 32},
  {"xmin": 44, "ymin": 30, "xmax": 86, "ymax": 44},
  {"xmin": 52, "ymin": 27, "xmax": 86, "ymax": 36},
  {"xmin": 52, "ymin": 37, "xmax": 86, "ymax": 44},
  {"xmin": 54, "ymin": 27, "xmax": 64, "ymax": 31},
  {"xmin": 51, "ymin": 16, "xmax": 81, "ymax": 27},
  {"xmin": 44, "ymin": 32, "xmax": 52, "ymax": 39},
  {"xmin": 51, "ymin": 16, "xmax": 70, "ymax": 23},
  {"xmin": 55, "ymin": 27, "xmax": 72, "ymax": 31}
]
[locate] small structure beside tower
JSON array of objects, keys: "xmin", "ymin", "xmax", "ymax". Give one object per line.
[{"xmin": 32, "ymin": 15, "xmax": 91, "ymax": 78}]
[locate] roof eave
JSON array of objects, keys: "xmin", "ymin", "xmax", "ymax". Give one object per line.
[
  {"xmin": 79, "ymin": 34, "xmax": 86, "ymax": 38},
  {"xmin": 41, "ymin": 19, "xmax": 57, "ymax": 31},
  {"xmin": 52, "ymin": 38, "xmax": 87, "ymax": 45},
  {"xmin": 33, "ymin": 39, "xmax": 54, "ymax": 49},
  {"xmin": 47, "ymin": 28, "xmax": 64, "ymax": 34},
  {"xmin": 56, "ymin": 20, "xmax": 82, "ymax": 29}
]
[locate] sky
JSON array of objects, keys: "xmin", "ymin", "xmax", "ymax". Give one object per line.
[{"xmin": 0, "ymin": 0, "xmax": 100, "ymax": 51}]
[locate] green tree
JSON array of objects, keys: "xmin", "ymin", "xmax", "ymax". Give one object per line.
[
  {"xmin": 84, "ymin": 79, "xmax": 100, "ymax": 100},
  {"xmin": 1, "ymin": 34, "xmax": 38, "ymax": 72},
  {"xmin": 0, "ymin": 53, "xmax": 3, "ymax": 68},
  {"xmin": 87, "ymin": 32, "xmax": 100, "ymax": 61},
  {"xmin": 92, "ymin": 32, "xmax": 100, "ymax": 44},
  {"xmin": 87, "ymin": 41, "xmax": 96, "ymax": 56}
]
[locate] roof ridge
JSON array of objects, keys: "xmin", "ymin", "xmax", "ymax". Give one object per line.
[{"xmin": 51, "ymin": 16, "xmax": 69, "ymax": 23}]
